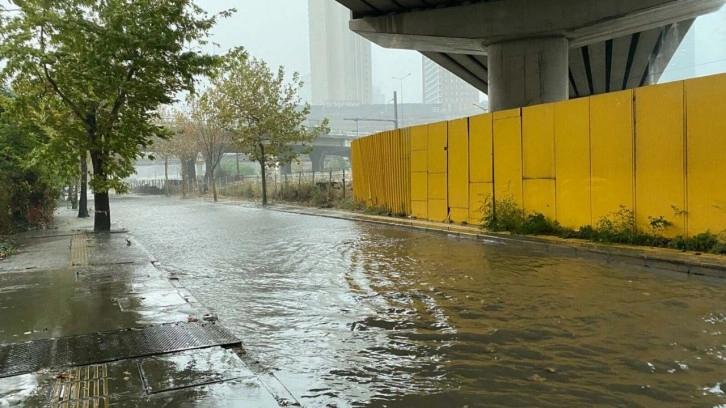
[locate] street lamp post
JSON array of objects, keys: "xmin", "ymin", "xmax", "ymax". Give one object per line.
[{"xmin": 393, "ymin": 73, "xmax": 411, "ymax": 127}]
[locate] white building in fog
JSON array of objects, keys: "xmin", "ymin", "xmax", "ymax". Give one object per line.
[{"xmin": 308, "ymin": 0, "xmax": 372, "ymax": 106}]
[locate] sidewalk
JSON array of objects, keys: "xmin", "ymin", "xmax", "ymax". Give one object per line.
[{"xmin": 0, "ymin": 207, "xmax": 294, "ymax": 407}]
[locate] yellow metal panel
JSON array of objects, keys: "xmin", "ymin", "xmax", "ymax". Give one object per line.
[
  {"xmin": 494, "ymin": 108, "xmax": 521, "ymax": 120},
  {"xmin": 428, "ymin": 199, "xmax": 448, "ymax": 222},
  {"xmin": 450, "ymin": 208, "xmax": 469, "ymax": 224},
  {"xmin": 590, "ymin": 90, "xmax": 634, "ymax": 223},
  {"xmin": 411, "ymin": 150, "xmax": 427, "ymax": 173},
  {"xmin": 469, "ymin": 182, "xmax": 493, "ymax": 225},
  {"xmin": 522, "ymin": 104, "xmax": 555, "ymax": 179},
  {"xmin": 554, "ymin": 98, "xmax": 591, "ymax": 229},
  {"xmin": 428, "ymin": 173, "xmax": 447, "ymax": 201},
  {"xmin": 634, "ymin": 81, "xmax": 685, "ymax": 237},
  {"xmin": 427, "ymin": 121, "xmax": 448, "ymax": 174},
  {"xmin": 411, "ymin": 124, "xmax": 428, "ymax": 151},
  {"xmin": 448, "ymin": 118, "xmax": 469, "ymax": 210},
  {"xmin": 411, "ymin": 201, "xmax": 428, "ymax": 219},
  {"xmin": 493, "ymin": 111, "xmax": 523, "ymax": 205},
  {"xmin": 686, "ymin": 73, "xmax": 726, "ymax": 234},
  {"xmin": 523, "ymin": 179, "xmax": 556, "ymax": 220},
  {"xmin": 411, "ymin": 172, "xmax": 428, "ymax": 202},
  {"xmin": 469, "ymin": 114, "xmax": 493, "ymax": 183}
]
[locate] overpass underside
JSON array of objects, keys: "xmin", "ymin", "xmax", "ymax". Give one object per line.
[{"xmin": 337, "ymin": 0, "xmax": 724, "ymax": 111}]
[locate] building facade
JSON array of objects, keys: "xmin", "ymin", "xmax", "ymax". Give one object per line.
[
  {"xmin": 308, "ymin": 0, "xmax": 372, "ymax": 106},
  {"xmin": 422, "ymin": 56, "xmax": 481, "ymax": 114}
]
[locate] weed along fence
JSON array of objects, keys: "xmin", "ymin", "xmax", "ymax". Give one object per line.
[
  {"xmin": 351, "ymin": 73, "xmax": 726, "ymax": 237},
  {"xmin": 127, "ymin": 169, "xmax": 352, "ymax": 203}
]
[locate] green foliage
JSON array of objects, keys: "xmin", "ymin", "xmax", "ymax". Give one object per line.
[
  {"xmin": 591, "ymin": 205, "xmax": 639, "ymax": 243},
  {"xmin": 0, "ymin": 0, "xmax": 231, "ymax": 229},
  {"xmin": 479, "ymin": 196, "xmax": 726, "ymax": 255},
  {"xmin": 0, "ymin": 93, "xmax": 62, "ymax": 233},
  {"xmin": 0, "ymin": 237, "xmax": 17, "ymax": 260},
  {"xmin": 212, "ymin": 48, "xmax": 330, "ymax": 168},
  {"xmin": 207, "ymin": 47, "xmax": 330, "ymax": 204},
  {"xmin": 480, "ymin": 195, "xmax": 561, "ymax": 235},
  {"xmin": 648, "ymin": 215, "xmax": 673, "ymax": 235},
  {"xmin": 669, "ymin": 232, "xmax": 726, "ymax": 254}
]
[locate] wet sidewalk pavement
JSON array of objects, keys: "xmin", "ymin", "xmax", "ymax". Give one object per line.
[{"xmin": 0, "ymin": 208, "xmax": 292, "ymax": 407}]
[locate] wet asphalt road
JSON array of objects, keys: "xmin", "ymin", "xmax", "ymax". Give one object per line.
[{"xmin": 112, "ymin": 195, "xmax": 726, "ymax": 408}]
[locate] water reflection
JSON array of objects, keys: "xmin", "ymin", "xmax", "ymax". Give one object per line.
[{"xmin": 113, "ymin": 197, "xmax": 726, "ymax": 407}]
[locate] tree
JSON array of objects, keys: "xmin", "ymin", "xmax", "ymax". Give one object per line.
[
  {"xmin": 214, "ymin": 48, "xmax": 329, "ymax": 205},
  {"xmin": 0, "ymin": 0, "xmax": 232, "ymax": 231},
  {"xmin": 0, "ymin": 86, "xmax": 74, "ymax": 231},
  {"xmin": 190, "ymin": 90, "xmax": 232, "ymax": 202},
  {"xmin": 158, "ymin": 109, "xmax": 200, "ymax": 198}
]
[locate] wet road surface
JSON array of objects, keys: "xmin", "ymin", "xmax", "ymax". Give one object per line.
[{"xmin": 113, "ymin": 196, "xmax": 726, "ymax": 407}]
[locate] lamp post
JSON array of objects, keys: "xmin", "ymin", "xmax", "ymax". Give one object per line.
[{"xmin": 393, "ymin": 73, "xmax": 411, "ymax": 127}]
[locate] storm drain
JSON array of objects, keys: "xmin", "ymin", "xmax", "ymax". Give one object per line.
[
  {"xmin": 50, "ymin": 364, "xmax": 109, "ymax": 407},
  {"xmin": 0, "ymin": 322, "xmax": 241, "ymax": 378}
]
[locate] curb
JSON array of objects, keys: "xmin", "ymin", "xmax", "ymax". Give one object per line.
[{"xmin": 264, "ymin": 203, "xmax": 726, "ymax": 280}]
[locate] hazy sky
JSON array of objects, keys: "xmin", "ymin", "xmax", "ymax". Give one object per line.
[{"xmin": 197, "ymin": 0, "xmax": 426, "ymax": 104}]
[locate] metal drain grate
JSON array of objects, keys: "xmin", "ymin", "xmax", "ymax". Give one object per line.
[{"xmin": 0, "ymin": 322, "xmax": 241, "ymax": 378}]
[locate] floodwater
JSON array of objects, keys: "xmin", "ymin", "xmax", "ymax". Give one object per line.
[{"xmin": 113, "ymin": 196, "xmax": 726, "ymax": 408}]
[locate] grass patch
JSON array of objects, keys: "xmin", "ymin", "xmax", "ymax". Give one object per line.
[
  {"xmin": 480, "ymin": 196, "xmax": 726, "ymax": 255},
  {"xmin": 0, "ymin": 237, "xmax": 17, "ymax": 260}
]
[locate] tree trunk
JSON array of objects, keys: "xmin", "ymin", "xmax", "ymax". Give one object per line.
[
  {"xmin": 78, "ymin": 154, "xmax": 90, "ymax": 218},
  {"xmin": 90, "ymin": 150, "xmax": 111, "ymax": 231},
  {"xmin": 180, "ymin": 159, "xmax": 188, "ymax": 199},
  {"xmin": 259, "ymin": 143, "xmax": 267, "ymax": 205},
  {"xmin": 210, "ymin": 166, "xmax": 218, "ymax": 202},
  {"xmin": 70, "ymin": 177, "xmax": 79, "ymax": 210},
  {"xmin": 164, "ymin": 156, "xmax": 169, "ymax": 196},
  {"xmin": 205, "ymin": 158, "xmax": 212, "ymax": 192}
]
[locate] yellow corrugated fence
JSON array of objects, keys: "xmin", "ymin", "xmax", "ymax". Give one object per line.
[
  {"xmin": 351, "ymin": 129, "xmax": 411, "ymax": 215},
  {"xmin": 351, "ymin": 73, "xmax": 726, "ymax": 236}
]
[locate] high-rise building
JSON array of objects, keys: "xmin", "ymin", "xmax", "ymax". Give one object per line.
[
  {"xmin": 308, "ymin": 0, "xmax": 372, "ymax": 106},
  {"xmin": 422, "ymin": 56, "xmax": 480, "ymax": 113}
]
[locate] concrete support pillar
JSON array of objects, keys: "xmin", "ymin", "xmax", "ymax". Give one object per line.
[
  {"xmin": 309, "ymin": 150, "xmax": 325, "ymax": 173},
  {"xmin": 488, "ymin": 37, "xmax": 569, "ymax": 111},
  {"xmin": 280, "ymin": 162, "xmax": 292, "ymax": 175}
]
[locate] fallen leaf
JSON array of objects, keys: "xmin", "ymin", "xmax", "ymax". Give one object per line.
[{"xmin": 528, "ymin": 374, "xmax": 546, "ymax": 382}]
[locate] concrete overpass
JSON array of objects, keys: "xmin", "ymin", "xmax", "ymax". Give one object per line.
[
  {"xmin": 336, "ymin": 0, "xmax": 725, "ymax": 111},
  {"xmin": 291, "ymin": 131, "xmax": 356, "ymax": 173}
]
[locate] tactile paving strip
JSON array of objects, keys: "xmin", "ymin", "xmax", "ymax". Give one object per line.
[
  {"xmin": 49, "ymin": 364, "xmax": 109, "ymax": 407},
  {"xmin": 0, "ymin": 322, "xmax": 241, "ymax": 378},
  {"xmin": 70, "ymin": 234, "xmax": 90, "ymax": 266}
]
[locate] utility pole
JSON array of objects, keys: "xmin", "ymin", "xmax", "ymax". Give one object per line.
[
  {"xmin": 393, "ymin": 73, "xmax": 411, "ymax": 127},
  {"xmin": 393, "ymin": 91, "xmax": 399, "ymax": 129}
]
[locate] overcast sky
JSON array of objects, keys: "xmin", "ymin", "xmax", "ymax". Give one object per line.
[
  {"xmin": 198, "ymin": 0, "xmax": 430, "ymax": 104},
  {"xmin": 2, "ymin": 0, "xmax": 723, "ymax": 102},
  {"xmin": 198, "ymin": 1, "xmax": 724, "ymax": 104}
]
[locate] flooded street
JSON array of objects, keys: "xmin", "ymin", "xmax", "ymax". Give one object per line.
[{"xmin": 113, "ymin": 196, "xmax": 726, "ymax": 408}]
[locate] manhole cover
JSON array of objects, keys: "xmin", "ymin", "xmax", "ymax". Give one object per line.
[
  {"xmin": 139, "ymin": 348, "xmax": 256, "ymax": 394},
  {"xmin": 0, "ymin": 322, "xmax": 240, "ymax": 378}
]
